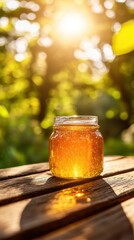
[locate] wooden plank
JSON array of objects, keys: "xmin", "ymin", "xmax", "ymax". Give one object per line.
[
  {"xmin": 0, "ymin": 171, "xmax": 78, "ymax": 205},
  {"xmin": 0, "ymin": 171, "xmax": 133, "ymax": 240},
  {"xmin": 0, "ymin": 156, "xmax": 128, "ymax": 181},
  {"xmin": 104, "ymin": 156, "xmax": 134, "ymax": 176},
  {"xmin": 104, "ymin": 155, "xmax": 124, "ymax": 161},
  {"xmin": 0, "ymin": 157, "xmax": 134, "ymax": 205},
  {"xmin": 38, "ymin": 198, "xmax": 134, "ymax": 240},
  {"xmin": 105, "ymin": 156, "xmax": 134, "ymax": 162},
  {"xmin": 0, "ymin": 162, "xmax": 49, "ymax": 180}
]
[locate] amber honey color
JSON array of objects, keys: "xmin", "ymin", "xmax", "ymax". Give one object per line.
[{"xmin": 49, "ymin": 116, "xmax": 104, "ymax": 179}]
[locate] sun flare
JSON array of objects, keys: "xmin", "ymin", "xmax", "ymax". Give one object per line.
[{"xmin": 57, "ymin": 12, "xmax": 87, "ymax": 37}]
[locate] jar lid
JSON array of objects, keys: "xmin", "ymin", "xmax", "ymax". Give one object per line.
[{"xmin": 54, "ymin": 116, "xmax": 98, "ymax": 126}]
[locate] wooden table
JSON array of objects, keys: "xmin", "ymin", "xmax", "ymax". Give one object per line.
[{"xmin": 0, "ymin": 156, "xmax": 134, "ymax": 240}]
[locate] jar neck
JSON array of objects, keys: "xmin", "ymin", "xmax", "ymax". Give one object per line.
[{"xmin": 53, "ymin": 125, "xmax": 99, "ymax": 131}]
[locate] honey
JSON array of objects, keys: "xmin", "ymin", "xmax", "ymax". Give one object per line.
[{"xmin": 49, "ymin": 116, "xmax": 104, "ymax": 179}]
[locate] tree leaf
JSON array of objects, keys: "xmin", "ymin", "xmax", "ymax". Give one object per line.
[{"xmin": 112, "ymin": 20, "xmax": 134, "ymax": 56}]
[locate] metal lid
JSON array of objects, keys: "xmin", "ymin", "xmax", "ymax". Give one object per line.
[{"xmin": 54, "ymin": 116, "xmax": 98, "ymax": 126}]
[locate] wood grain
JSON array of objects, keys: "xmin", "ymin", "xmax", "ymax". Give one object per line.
[
  {"xmin": 0, "ymin": 163, "xmax": 49, "ymax": 180},
  {"xmin": 103, "ymin": 156, "xmax": 134, "ymax": 176},
  {"xmin": 0, "ymin": 171, "xmax": 133, "ymax": 240},
  {"xmin": 38, "ymin": 198, "xmax": 134, "ymax": 240},
  {"xmin": 0, "ymin": 157, "xmax": 134, "ymax": 205},
  {"xmin": 103, "ymin": 155, "xmax": 124, "ymax": 161}
]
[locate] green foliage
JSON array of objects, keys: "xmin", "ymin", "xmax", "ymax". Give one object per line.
[
  {"xmin": 0, "ymin": 0, "xmax": 134, "ymax": 168},
  {"xmin": 0, "ymin": 115, "xmax": 49, "ymax": 168},
  {"xmin": 104, "ymin": 138, "xmax": 134, "ymax": 156}
]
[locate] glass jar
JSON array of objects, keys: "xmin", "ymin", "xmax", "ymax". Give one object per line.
[{"xmin": 49, "ymin": 116, "xmax": 104, "ymax": 179}]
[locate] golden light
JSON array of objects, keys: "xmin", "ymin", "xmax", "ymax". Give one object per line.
[
  {"xmin": 47, "ymin": 189, "xmax": 91, "ymax": 215},
  {"xmin": 57, "ymin": 11, "xmax": 87, "ymax": 38}
]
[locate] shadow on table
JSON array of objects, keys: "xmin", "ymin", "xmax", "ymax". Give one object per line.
[{"xmin": 19, "ymin": 176, "xmax": 133, "ymax": 240}]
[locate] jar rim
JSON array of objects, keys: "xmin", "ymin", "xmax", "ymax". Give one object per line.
[{"xmin": 54, "ymin": 115, "xmax": 98, "ymax": 126}]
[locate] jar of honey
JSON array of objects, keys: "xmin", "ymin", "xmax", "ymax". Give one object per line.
[{"xmin": 49, "ymin": 116, "xmax": 104, "ymax": 179}]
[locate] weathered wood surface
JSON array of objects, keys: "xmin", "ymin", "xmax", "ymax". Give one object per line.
[
  {"xmin": 36, "ymin": 198, "xmax": 134, "ymax": 240},
  {"xmin": 0, "ymin": 162, "xmax": 49, "ymax": 180},
  {"xmin": 0, "ymin": 157, "xmax": 134, "ymax": 205},
  {"xmin": 0, "ymin": 156, "xmax": 134, "ymax": 240},
  {"xmin": 0, "ymin": 171, "xmax": 134, "ymax": 240}
]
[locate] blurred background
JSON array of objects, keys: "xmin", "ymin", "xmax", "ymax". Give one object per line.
[{"xmin": 0, "ymin": 0, "xmax": 134, "ymax": 168}]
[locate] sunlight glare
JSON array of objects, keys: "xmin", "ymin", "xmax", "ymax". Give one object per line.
[
  {"xmin": 15, "ymin": 53, "xmax": 27, "ymax": 62},
  {"xmin": 103, "ymin": 43, "xmax": 115, "ymax": 61},
  {"xmin": 6, "ymin": 0, "xmax": 20, "ymax": 11},
  {"xmin": 57, "ymin": 12, "xmax": 87, "ymax": 37},
  {"xmin": 16, "ymin": 38, "xmax": 28, "ymax": 53},
  {"xmin": 0, "ymin": 17, "xmax": 9, "ymax": 28}
]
